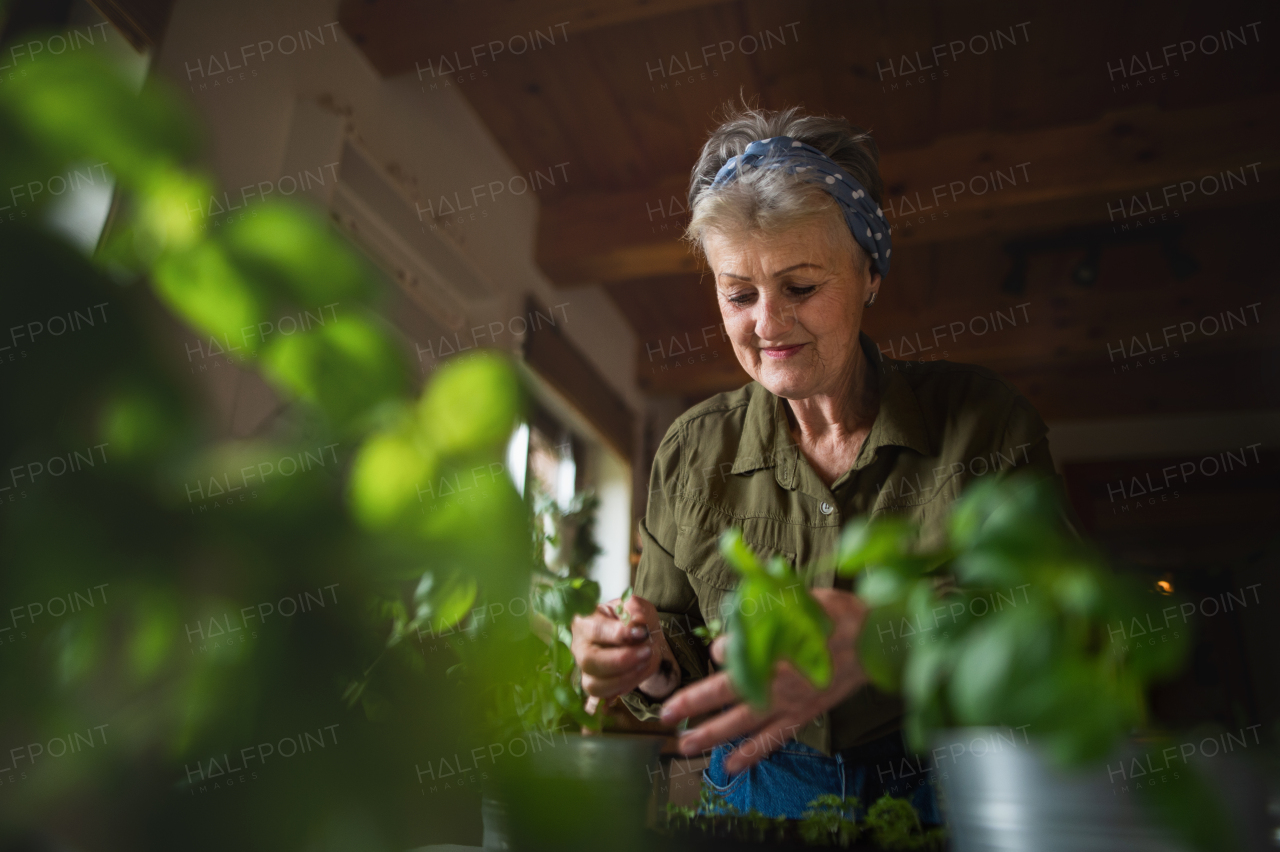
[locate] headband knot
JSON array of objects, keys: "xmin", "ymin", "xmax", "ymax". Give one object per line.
[{"xmin": 710, "ymin": 136, "xmax": 891, "ymax": 277}]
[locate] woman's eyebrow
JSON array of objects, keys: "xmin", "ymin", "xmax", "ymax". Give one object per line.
[{"xmin": 717, "ymin": 262, "xmax": 824, "ymax": 283}]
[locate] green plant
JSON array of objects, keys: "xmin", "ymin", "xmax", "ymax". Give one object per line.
[
  {"xmin": 698, "ymin": 784, "xmax": 739, "ymax": 816},
  {"xmin": 664, "ymin": 801, "xmax": 697, "ymax": 831},
  {"xmin": 863, "ymin": 794, "xmax": 946, "ymax": 851},
  {"xmin": 460, "ymin": 489, "xmax": 605, "ymax": 739},
  {"xmin": 798, "ymin": 793, "xmax": 859, "ymax": 846},
  {"xmin": 0, "ymin": 42, "xmax": 534, "ymax": 850},
  {"xmin": 719, "ymin": 474, "xmax": 1189, "ymax": 765},
  {"xmin": 692, "ymin": 616, "xmax": 724, "ymax": 644},
  {"xmin": 613, "ymin": 586, "xmax": 633, "ymax": 620},
  {"xmin": 663, "ymin": 790, "xmax": 940, "ymax": 847},
  {"xmin": 716, "ymin": 475, "xmax": 1231, "ymax": 849},
  {"xmin": 718, "ymin": 529, "xmax": 833, "ymax": 708},
  {"xmin": 534, "ymin": 490, "xmax": 602, "ymax": 579}
]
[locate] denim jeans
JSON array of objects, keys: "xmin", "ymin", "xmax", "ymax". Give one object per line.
[{"xmin": 701, "ymin": 729, "xmax": 942, "ymax": 823}]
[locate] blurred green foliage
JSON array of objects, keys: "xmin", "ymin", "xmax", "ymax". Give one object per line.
[
  {"xmin": 718, "ymin": 474, "xmax": 1223, "ymax": 848},
  {"xmin": 0, "ymin": 36, "xmax": 545, "ymax": 852},
  {"xmin": 464, "ymin": 492, "xmax": 605, "ymax": 740},
  {"xmin": 720, "ymin": 475, "xmax": 1189, "ymax": 765},
  {"xmin": 718, "ymin": 529, "xmax": 833, "ymax": 709},
  {"xmin": 835, "ymin": 475, "xmax": 1188, "ymax": 765}
]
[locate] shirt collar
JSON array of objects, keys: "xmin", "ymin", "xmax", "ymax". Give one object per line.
[
  {"xmin": 731, "ymin": 384, "xmax": 797, "ymax": 487},
  {"xmin": 862, "ymin": 333, "xmax": 933, "ymax": 460},
  {"xmin": 731, "ymin": 333, "xmax": 932, "ymax": 486}
]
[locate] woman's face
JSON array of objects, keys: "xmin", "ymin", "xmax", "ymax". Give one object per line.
[{"xmin": 705, "ymin": 224, "xmax": 880, "ymax": 401}]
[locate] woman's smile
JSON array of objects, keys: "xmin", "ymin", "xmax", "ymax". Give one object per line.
[{"xmin": 761, "ymin": 343, "xmax": 806, "ymax": 359}]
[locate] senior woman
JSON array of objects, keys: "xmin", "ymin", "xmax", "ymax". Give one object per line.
[{"xmin": 569, "ymin": 106, "xmax": 1056, "ymax": 820}]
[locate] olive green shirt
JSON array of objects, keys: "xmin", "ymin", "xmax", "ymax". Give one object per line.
[{"xmin": 621, "ymin": 333, "xmax": 1058, "ymax": 755}]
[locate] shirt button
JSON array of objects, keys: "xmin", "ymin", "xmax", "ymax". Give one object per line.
[{"xmin": 820, "ymin": 502, "xmax": 833, "ymax": 515}]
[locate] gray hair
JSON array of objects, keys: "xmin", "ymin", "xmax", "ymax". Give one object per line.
[{"xmin": 684, "ymin": 104, "xmax": 883, "ymax": 270}]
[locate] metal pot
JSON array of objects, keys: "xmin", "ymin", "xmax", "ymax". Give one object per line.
[
  {"xmin": 491, "ymin": 733, "xmax": 663, "ymax": 852},
  {"xmin": 934, "ymin": 727, "xmax": 1270, "ymax": 851}
]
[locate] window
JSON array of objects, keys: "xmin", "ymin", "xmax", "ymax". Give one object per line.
[{"xmin": 505, "ymin": 398, "xmax": 631, "ymax": 602}]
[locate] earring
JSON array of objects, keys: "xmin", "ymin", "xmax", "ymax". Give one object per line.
[{"xmin": 866, "ymin": 291, "xmax": 877, "ymax": 306}]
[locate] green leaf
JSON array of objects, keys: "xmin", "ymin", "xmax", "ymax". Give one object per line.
[
  {"xmin": 858, "ymin": 603, "xmax": 908, "ymax": 693},
  {"xmin": 152, "ymin": 240, "xmax": 266, "ymax": 350},
  {"xmin": 98, "ymin": 385, "xmax": 185, "ymax": 461},
  {"xmin": 901, "ymin": 639, "xmax": 950, "ymax": 709},
  {"xmin": 834, "ymin": 516, "xmax": 917, "ymax": 574},
  {"xmin": 127, "ymin": 593, "xmax": 179, "ymax": 681},
  {"xmin": 718, "ymin": 528, "xmax": 764, "ymax": 577},
  {"xmin": 1052, "ymin": 567, "xmax": 1101, "ymax": 615},
  {"xmin": 348, "ymin": 416, "xmax": 436, "ymax": 529},
  {"xmin": 614, "ymin": 585, "xmax": 632, "ymax": 620},
  {"xmin": 539, "ymin": 577, "xmax": 600, "ymax": 627},
  {"xmin": 418, "ymin": 352, "xmax": 521, "ymax": 456},
  {"xmin": 0, "ymin": 51, "xmax": 199, "ymax": 188},
  {"xmin": 726, "ymin": 577, "xmax": 776, "ymax": 707},
  {"xmin": 720, "ymin": 538, "xmax": 833, "ymax": 708},
  {"xmin": 858, "ymin": 567, "xmax": 907, "ymax": 607},
  {"xmin": 415, "ymin": 573, "xmax": 479, "ymax": 633},
  {"xmin": 261, "ymin": 313, "xmax": 406, "ymax": 429},
  {"xmin": 948, "ymin": 618, "xmax": 1017, "ymax": 723},
  {"xmin": 134, "ymin": 167, "xmax": 213, "ymax": 256},
  {"xmin": 223, "ymin": 202, "xmax": 376, "ymax": 305}
]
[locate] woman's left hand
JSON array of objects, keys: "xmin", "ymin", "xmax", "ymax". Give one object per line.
[{"xmin": 659, "ymin": 587, "xmax": 868, "ymax": 775}]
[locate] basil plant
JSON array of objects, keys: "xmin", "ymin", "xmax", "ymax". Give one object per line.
[{"xmin": 719, "ymin": 474, "xmax": 1189, "ymax": 766}]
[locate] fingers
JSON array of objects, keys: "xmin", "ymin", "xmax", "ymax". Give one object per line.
[
  {"xmin": 578, "ymin": 641, "xmax": 652, "ymax": 677},
  {"xmin": 709, "ymin": 634, "xmax": 727, "ymax": 666},
  {"xmin": 660, "ymin": 671, "xmax": 739, "ymax": 725},
  {"xmin": 620, "ymin": 593, "xmax": 656, "ymax": 627},
  {"xmin": 581, "ymin": 661, "xmax": 656, "ymax": 699},
  {"xmin": 676, "ymin": 702, "xmax": 772, "ymax": 756},
  {"xmin": 573, "ymin": 612, "xmax": 649, "ymax": 646},
  {"xmin": 723, "ymin": 718, "xmax": 803, "ymax": 775},
  {"xmin": 811, "ymin": 587, "xmax": 868, "ymax": 629}
]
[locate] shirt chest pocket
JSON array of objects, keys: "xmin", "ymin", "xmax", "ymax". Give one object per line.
[{"xmin": 673, "ymin": 524, "xmax": 797, "ymax": 623}]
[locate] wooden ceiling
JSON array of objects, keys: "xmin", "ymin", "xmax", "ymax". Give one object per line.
[{"xmin": 340, "ymin": 0, "xmax": 1279, "ymax": 417}]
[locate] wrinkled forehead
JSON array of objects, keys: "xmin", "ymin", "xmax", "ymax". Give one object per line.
[{"xmin": 704, "ymin": 224, "xmax": 861, "ymax": 284}]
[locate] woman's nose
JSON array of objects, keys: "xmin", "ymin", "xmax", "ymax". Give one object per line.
[{"xmin": 755, "ymin": 293, "xmax": 795, "ymax": 340}]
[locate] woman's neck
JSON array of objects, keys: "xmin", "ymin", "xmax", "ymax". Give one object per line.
[{"xmin": 784, "ymin": 344, "xmax": 880, "ymax": 485}]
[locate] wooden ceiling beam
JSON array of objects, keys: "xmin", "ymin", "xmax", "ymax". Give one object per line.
[
  {"xmin": 537, "ymin": 96, "xmax": 1280, "ymax": 286},
  {"xmin": 338, "ymin": 0, "xmax": 736, "ymax": 78}
]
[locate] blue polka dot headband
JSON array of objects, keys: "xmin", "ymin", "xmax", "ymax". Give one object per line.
[{"xmin": 710, "ymin": 136, "xmax": 892, "ymax": 278}]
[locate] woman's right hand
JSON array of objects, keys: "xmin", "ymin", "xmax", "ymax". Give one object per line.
[{"xmin": 570, "ymin": 593, "xmax": 680, "ymax": 702}]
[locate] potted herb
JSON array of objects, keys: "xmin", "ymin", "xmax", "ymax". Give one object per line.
[
  {"xmin": 445, "ymin": 490, "xmax": 664, "ymax": 852},
  {"xmin": 716, "ymin": 474, "xmax": 1257, "ymax": 851}
]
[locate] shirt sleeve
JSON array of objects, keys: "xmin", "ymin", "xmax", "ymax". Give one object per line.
[{"xmin": 618, "ymin": 424, "xmax": 713, "ymax": 722}]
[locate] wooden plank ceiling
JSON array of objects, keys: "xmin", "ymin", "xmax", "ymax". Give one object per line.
[{"xmin": 340, "ymin": 0, "xmax": 1279, "ymax": 417}]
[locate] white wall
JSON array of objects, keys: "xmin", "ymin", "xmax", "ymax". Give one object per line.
[
  {"xmin": 151, "ymin": 0, "xmax": 641, "ymax": 590},
  {"xmin": 592, "ymin": 445, "xmax": 633, "ymax": 602},
  {"xmin": 152, "ymin": 0, "xmax": 642, "ymax": 426}
]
